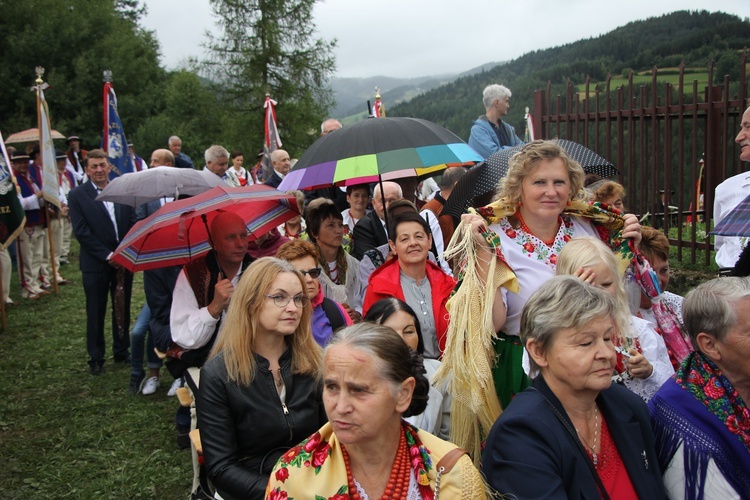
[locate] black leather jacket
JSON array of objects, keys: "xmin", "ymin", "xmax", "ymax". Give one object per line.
[{"xmin": 197, "ymin": 347, "xmax": 326, "ymax": 499}]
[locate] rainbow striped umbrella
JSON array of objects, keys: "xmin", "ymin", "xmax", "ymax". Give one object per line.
[
  {"xmin": 111, "ymin": 185, "xmax": 298, "ymax": 271},
  {"xmin": 279, "ymin": 117, "xmax": 482, "ymax": 191}
]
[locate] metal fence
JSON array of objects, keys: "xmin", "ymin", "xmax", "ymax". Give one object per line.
[{"xmin": 532, "ymin": 53, "xmax": 748, "ymax": 266}]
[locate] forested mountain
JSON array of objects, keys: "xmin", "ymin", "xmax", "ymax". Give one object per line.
[
  {"xmin": 389, "ymin": 10, "xmax": 750, "ymax": 141},
  {"xmin": 330, "ymin": 61, "xmax": 504, "ymax": 118}
]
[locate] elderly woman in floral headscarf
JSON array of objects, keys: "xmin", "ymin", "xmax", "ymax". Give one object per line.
[{"xmin": 266, "ymin": 324, "xmax": 487, "ymax": 499}]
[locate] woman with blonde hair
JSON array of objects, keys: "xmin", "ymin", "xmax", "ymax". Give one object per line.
[
  {"xmin": 197, "ymin": 257, "xmax": 326, "ymax": 499},
  {"xmin": 444, "ymin": 140, "xmax": 642, "ymax": 458},
  {"xmin": 556, "ymin": 237, "xmax": 674, "ymax": 401}
]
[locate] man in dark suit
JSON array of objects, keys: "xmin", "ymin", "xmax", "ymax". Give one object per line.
[
  {"xmin": 68, "ymin": 149, "xmax": 136, "ymax": 375},
  {"xmin": 351, "ymin": 181, "xmax": 402, "ymax": 260},
  {"xmin": 263, "ymin": 149, "xmax": 291, "ymax": 188}
]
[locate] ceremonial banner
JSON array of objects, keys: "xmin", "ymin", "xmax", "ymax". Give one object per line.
[
  {"xmin": 0, "ymin": 134, "xmax": 27, "ymax": 250},
  {"xmin": 37, "ymin": 88, "xmax": 62, "ymax": 208},
  {"xmin": 262, "ymin": 95, "xmax": 282, "ymax": 180},
  {"xmin": 102, "ymin": 81, "xmax": 134, "ymax": 179}
]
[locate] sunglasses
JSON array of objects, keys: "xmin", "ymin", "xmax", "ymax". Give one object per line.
[{"xmin": 299, "ymin": 267, "xmax": 322, "ymax": 278}]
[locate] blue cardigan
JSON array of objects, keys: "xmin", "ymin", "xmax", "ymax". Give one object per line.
[{"xmin": 482, "ymin": 376, "xmax": 665, "ymax": 499}]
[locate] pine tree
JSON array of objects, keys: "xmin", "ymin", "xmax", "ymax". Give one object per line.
[{"xmin": 205, "ymin": 0, "xmax": 336, "ymax": 155}]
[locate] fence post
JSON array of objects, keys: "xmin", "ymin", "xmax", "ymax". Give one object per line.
[{"xmin": 533, "ymin": 90, "xmax": 546, "ymax": 140}]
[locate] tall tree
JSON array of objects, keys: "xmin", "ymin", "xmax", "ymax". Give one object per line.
[
  {"xmin": 0, "ymin": 0, "xmax": 164, "ymax": 149},
  {"xmin": 204, "ymin": 0, "xmax": 336, "ymax": 156}
]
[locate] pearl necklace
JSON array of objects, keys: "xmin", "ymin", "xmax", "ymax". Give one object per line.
[
  {"xmin": 342, "ymin": 426, "xmax": 410, "ymax": 500},
  {"xmin": 575, "ymin": 406, "xmax": 600, "ymax": 465}
]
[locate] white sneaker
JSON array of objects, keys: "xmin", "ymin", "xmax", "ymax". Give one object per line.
[
  {"xmin": 167, "ymin": 378, "xmax": 182, "ymax": 397},
  {"xmin": 141, "ymin": 377, "xmax": 159, "ymax": 395}
]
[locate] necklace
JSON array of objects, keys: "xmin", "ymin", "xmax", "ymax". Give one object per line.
[
  {"xmin": 342, "ymin": 426, "xmax": 410, "ymax": 500},
  {"xmin": 516, "ymin": 211, "xmax": 560, "ymax": 247},
  {"xmin": 575, "ymin": 406, "xmax": 600, "ymax": 466}
]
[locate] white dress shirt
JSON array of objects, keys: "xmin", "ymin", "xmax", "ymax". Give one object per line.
[{"xmin": 714, "ymin": 170, "xmax": 750, "ymax": 268}]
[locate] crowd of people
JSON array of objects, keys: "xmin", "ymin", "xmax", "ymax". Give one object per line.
[{"xmin": 5, "ymin": 89, "xmax": 750, "ymax": 499}]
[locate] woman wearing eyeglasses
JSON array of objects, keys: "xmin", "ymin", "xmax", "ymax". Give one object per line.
[
  {"xmin": 197, "ymin": 257, "xmax": 327, "ymax": 499},
  {"xmin": 277, "ymin": 239, "xmax": 353, "ymax": 346}
]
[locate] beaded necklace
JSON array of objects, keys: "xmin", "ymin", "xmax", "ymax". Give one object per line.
[
  {"xmin": 515, "ymin": 211, "xmax": 560, "ymax": 247},
  {"xmin": 342, "ymin": 425, "xmax": 410, "ymax": 500},
  {"xmin": 501, "ymin": 214, "xmax": 573, "ymax": 270}
]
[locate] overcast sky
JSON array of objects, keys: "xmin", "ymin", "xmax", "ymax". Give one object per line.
[{"xmin": 142, "ymin": 0, "xmax": 749, "ymax": 79}]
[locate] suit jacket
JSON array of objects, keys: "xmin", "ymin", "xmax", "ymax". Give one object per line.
[
  {"xmin": 482, "ymin": 376, "xmax": 665, "ymax": 499},
  {"xmin": 68, "ymin": 181, "xmax": 136, "ymax": 273},
  {"xmin": 351, "ymin": 211, "xmax": 388, "ymax": 260},
  {"xmin": 144, "ymin": 265, "xmax": 182, "ymax": 353},
  {"xmin": 263, "ymin": 171, "xmax": 283, "ymax": 188}
]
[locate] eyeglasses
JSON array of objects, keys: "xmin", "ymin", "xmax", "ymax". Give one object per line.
[
  {"xmin": 265, "ymin": 293, "xmax": 310, "ymax": 308},
  {"xmin": 299, "ymin": 267, "xmax": 322, "ymax": 278}
]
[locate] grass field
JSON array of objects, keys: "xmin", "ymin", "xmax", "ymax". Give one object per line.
[
  {"xmin": 0, "ymin": 241, "xmax": 192, "ymax": 499},
  {"xmin": 575, "ymin": 71, "xmax": 710, "ymax": 95},
  {"xmin": 0, "ymin": 227, "xmax": 718, "ymax": 498}
]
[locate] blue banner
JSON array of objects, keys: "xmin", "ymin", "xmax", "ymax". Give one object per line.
[{"xmin": 102, "ymin": 82, "xmax": 134, "ymax": 179}]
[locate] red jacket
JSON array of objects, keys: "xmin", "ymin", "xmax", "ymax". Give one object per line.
[{"xmin": 363, "ymin": 257, "xmax": 456, "ymax": 355}]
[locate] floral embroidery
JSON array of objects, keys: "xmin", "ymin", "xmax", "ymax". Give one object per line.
[
  {"xmin": 279, "ymin": 431, "xmax": 333, "ymax": 475},
  {"xmin": 500, "ymin": 215, "xmax": 574, "ymax": 271},
  {"xmin": 676, "ymin": 352, "xmax": 750, "ymax": 451}
]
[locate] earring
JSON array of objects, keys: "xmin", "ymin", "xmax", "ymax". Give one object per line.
[
  {"xmin": 566, "ymin": 200, "xmax": 571, "ymax": 206},
  {"xmin": 518, "ymin": 201, "xmax": 523, "ymax": 207}
]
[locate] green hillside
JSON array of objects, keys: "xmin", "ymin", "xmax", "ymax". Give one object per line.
[{"xmin": 389, "ymin": 10, "xmax": 750, "ymax": 141}]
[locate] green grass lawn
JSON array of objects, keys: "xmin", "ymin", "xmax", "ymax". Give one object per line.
[
  {"xmin": 575, "ymin": 71, "xmax": 710, "ymax": 94},
  {"xmin": 0, "ymin": 240, "xmax": 191, "ymax": 499}
]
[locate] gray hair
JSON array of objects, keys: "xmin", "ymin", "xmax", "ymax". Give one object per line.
[
  {"xmin": 323, "ymin": 323, "xmax": 429, "ymax": 418},
  {"xmin": 439, "ymin": 166, "xmax": 467, "ymax": 190},
  {"xmin": 321, "ymin": 118, "xmax": 342, "ymax": 134},
  {"xmin": 482, "ymin": 84, "xmax": 512, "ymax": 109},
  {"xmin": 168, "ymin": 135, "xmax": 181, "ymax": 146},
  {"xmin": 683, "ymin": 276, "xmax": 750, "ymax": 350},
  {"xmin": 521, "ymin": 275, "xmax": 622, "ymax": 375},
  {"xmin": 373, "ymin": 181, "xmax": 402, "ymax": 200},
  {"xmin": 204, "ymin": 145, "xmax": 229, "ymax": 164}
]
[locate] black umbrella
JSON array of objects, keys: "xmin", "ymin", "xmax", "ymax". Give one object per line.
[{"xmin": 443, "ymin": 140, "xmax": 620, "ymax": 221}]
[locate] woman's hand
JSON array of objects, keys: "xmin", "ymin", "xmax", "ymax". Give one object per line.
[
  {"xmin": 341, "ymin": 304, "xmax": 361, "ymax": 323},
  {"xmin": 626, "ymin": 348, "xmax": 654, "ymax": 379},
  {"xmin": 573, "ymin": 267, "xmax": 596, "ymax": 285},
  {"xmin": 461, "ymin": 213, "xmax": 490, "ymax": 249},
  {"xmin": 621, "ymin": 214, "xmax": 642, "ymax": 247}
]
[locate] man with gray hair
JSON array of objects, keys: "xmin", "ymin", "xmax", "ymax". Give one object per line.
[
  {"xmin": 263, "ymin": 149, "xmax": 291, "ymax": 189},
  {"xmin": 321, "ymin": 118, "xmax": 342, "ymax": 136},
  {"xmin": 203, "ymin": 145, "xmax": 233, "ymax": 185},
  {"xmin": 649, "ymin": 276, "xmax": 750, "ymax": 498},
  {"xmin": 468, "ymin": 84, "xmax": 524, "ymax": 159},
  {"xmin": 352, "ymin": 181, "xmax": 402, "ymax": 260},
  {"xmin": 168, "ymin": 135, "xmax": 195, "ymax": 169}
]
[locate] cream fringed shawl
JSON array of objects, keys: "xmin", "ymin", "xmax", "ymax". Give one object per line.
[{"xmin": 434, "ymin": 198, "xmax": 628, "ymax": 464}]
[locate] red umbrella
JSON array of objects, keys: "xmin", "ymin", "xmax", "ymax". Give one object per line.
[{"xmin": 111, "ymin": 185, "xmax": 298, "ymax": 271}]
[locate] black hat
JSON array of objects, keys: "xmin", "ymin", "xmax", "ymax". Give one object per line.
[
  {"xmin": 10, "ymin": 151, "xmax": 30, "ymax": 161},
  {"xmin": 66, "ymin": 135, "xmax": 81, "ymax": 144},
  {"xmin": 55, "ymin": 149, "xmax": 67, "ymax": 159}
]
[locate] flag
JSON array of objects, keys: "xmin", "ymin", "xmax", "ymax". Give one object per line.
[
  {"xmin": 37, "ymin": 88, "xmax": 62, "ymax": 208},
  {"xmin": 262, "ymin": 95, "xmax": 281, "ymax": 180},
  {"xmin": 524, "ymin": 107, "xmax": 535, "ymax": 142},
  {"xmin": 0, "ymin": 133, "xmax": 27, "ymax": 250},
  {"xmin": 102, "ymin": 81, "xmax": 134, "ymax": 179},
  {"xmin": 373, "ymin": 88, "xmax": 385, "ymax": 118}
]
